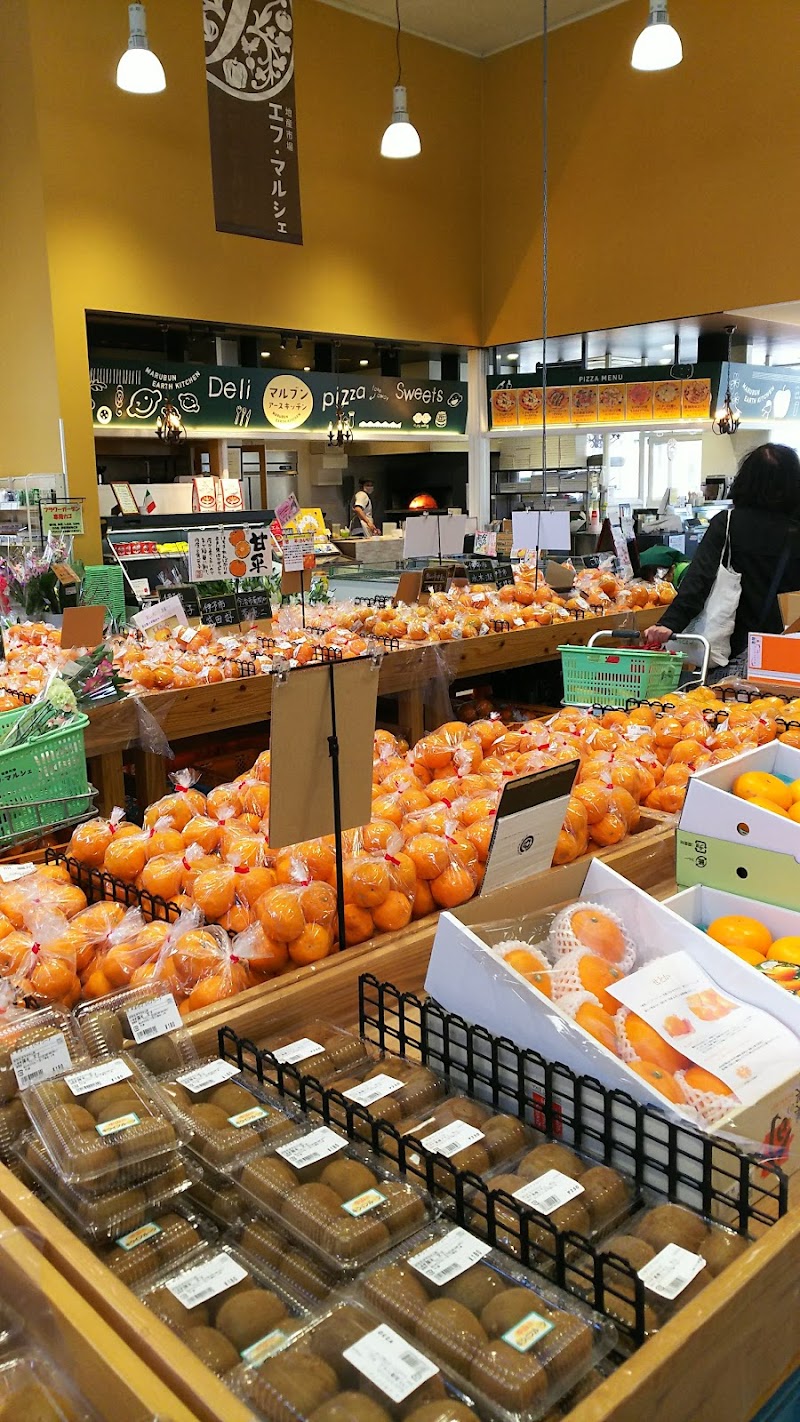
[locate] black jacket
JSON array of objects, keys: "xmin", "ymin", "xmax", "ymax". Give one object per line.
[{"xmin": 659, "ymin": 507, "xmax": 800, "ymax": 656}]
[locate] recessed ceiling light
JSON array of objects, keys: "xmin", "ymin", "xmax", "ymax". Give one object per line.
[
  {"xmin": 303, "ymin": 366, "xmax": 310, "ymax": 372},
  {"xmin": 261, "ymin": 351, "xmax": 271, "ymax": 358},
  {"xmin": 506, "ymin": 353, "xmax": 519, "ymax": 361},
  {"xmin": 360, "ymin": 359, "xmax": 369, "ymax": 367}
]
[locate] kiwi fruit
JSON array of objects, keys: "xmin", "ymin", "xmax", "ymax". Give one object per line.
[
  {"xmin": 240, "ymin": 1156, "xmax": 297, "ymax": 1208},
  {"xmin": 363, "ymin": 1262, "xmax": 431, "ymax": 1328},
  {"xmin": 207, "ymin": 1080, "xmax": 255, "ymax": 1115},
  {"xmin": 44, "ymin": 1102, "xmax": 96, "ymax": 1135},
  {"xmin": 84, "ymin": 1082, "xmax": 137, "ymax": 1116},
  {"xmin": 321, "ymin": 1213, "xmax": 391, "ymax": 1261},
  {"xmin": 148, "ymin": 1284, "xmax": 209, "ymax": 1328},
  {"xmin": 534, "ymin": 1312, "xmax": 593, "ymax": 1384},
  {"xmin": 135, "ymin": 1036, "xmax": 183, "ymax": 1075},
  {"xmin": 699, "ymin": 1227, "xmax": 748, "ymax": 1276},
  {"xmin": 183, "ymin": 1324, "xmax": 240, "ymax": 1374},
  {"xmin": 282, "ymin": 1182, "xmax": 342, "ymax": 1235},
  {"xmin": 481, "ymin": 1286, "xmax": 539, "ymax": 1337},
  {"xmin": 187, "ymin": 1179, "xmax": 241, "ymax": 1225},
  {"xmin": 87, "ymin": 1185, "xmax": 148, "ymax": 1232},
  {"xmin": 435, "ymin": 1098, "xmax": 491, "ymax": 1129},
  {"xmin": 517, "ymin": 1142, "xmax": 585, "ymax": 1182},
  {"xmin": 320, "ymin": 1158, "xmax": 377, "ymax": 1200},
  {"xmin": 70, "ymin": 1131, "xmax": 118, "ymax": 1178},
  {"xmin": 216, "ymin": 1287, "xmax": 288, "ymax": 1350},
  {"xmin": 156, "ymin": 1212, "xmax": 201, "ymax": 1261},
  {"xmin": 416, "ymin": 1298, "xmax": 488, "ymax": 1372},
  {"xmin": 116, "ymin": 1117, "xmax": 175, "ymax": 1161},
  {"xmin": 161, "ymin": 1081, "xmax": 192, "ymax": 1113},
  {"xmin": 601, "ymin": 1234, "xmax": 655, "ymax": 1297},
  {"xmin": 403, "ymin": 1405, "xmax": 475, "ymax": 1422},
  {"xmin": 470, "ymin": 1339, "xmax": 549, "ymax": 1411},
  {"xmin": 433, "ymin": 1143, "xmax": 491, "ymax": 1193},
  {"xmin": 188, "ymin": 1103, "xmax": 230, "ymax": 1136},
  {"xmin": 442, "ymin": 1263, "xmax": 505, "ymax": 1315},
  {"xmin": 94, "ymin": 1096, "xmax": 143, "ymax": 1126},
  {"xmin": 0, "ymin": 1099, "xmax": 32, "ymax": 1146},
  {"xmin": 90, "ymin": 1010, "xmax": 125, "ymax": 1053},
  {"xmin": 396, "ymin": 1066, "xmax": 442, "ymax": 1115},
  {"xmin": 239, "ymin": 1220, "xmax": 285, "ymax": 1270},
  {"xmin": 310, "ymin": 1305, "xmax": 369, "ymax": 1385},
  {"xmin": 281, "ymin": 1248, "xmax": 335, "ymax": 1301},
  {"xmin": 41, "ymin": 1080, "xmax": 72, "ymax": 1107},
  {"xmin": 380, "ymin": 1180, "xmax": 426, "ymax": 1235},
  {"xmin": 482, "ymin": 1114, "xmax": 530, "ymax": 1163},
  {"xmin": 636, "ymin": 1203, "xmax": 707, "ymax": 1256},
  {"xmin": 396, "ymin": 1376, "xmax": 447, "ymax": 1418},
  {"xmin": 310, "ymin": 1394, "xmax": 392, "ymax": 1422},
  {"xmin": 249, "ymin": 1353, "xmax": 339, "ymax": 1422},
  {"xmin": 0, "ymin": 1379, "xmax": 79, "ymax": 1422},
  {"xmin": 578, "ymin": 1165, "xmax": 629, "ymax": 1229}
]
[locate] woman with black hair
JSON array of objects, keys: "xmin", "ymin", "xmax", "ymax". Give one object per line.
[{"xmin": 644, "ymin": 443, "xmax": 800, "ymax": 679}]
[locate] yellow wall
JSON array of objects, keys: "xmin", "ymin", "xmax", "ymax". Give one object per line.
[
  {"xmin": 24, "ymin": 0, "xmax": 483, "ymax": 556},
  {"xmin": 0, "ymin": 0, "xmax": 63, "ymax": 481},
  {"xmin": 482, "ymin": 0, "xmax": 800, "ymax": 345}
]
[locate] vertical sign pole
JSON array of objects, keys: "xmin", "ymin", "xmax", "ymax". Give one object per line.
[{"xmin": 327, "ymin": 663, "xmax": 347, "ymax": 955}]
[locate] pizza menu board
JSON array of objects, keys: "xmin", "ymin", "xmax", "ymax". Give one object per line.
[{"xmin": 489, "ymin": 371, "xmax": 714, "ymax": 430}]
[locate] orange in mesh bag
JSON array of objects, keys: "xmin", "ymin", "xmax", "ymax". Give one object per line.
[{"xmin": 143, "ymin": 769, "xmax": 206, "ymax": 830}]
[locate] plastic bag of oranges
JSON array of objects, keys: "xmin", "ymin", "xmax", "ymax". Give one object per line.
[
  {"xmin": 0, "ymin": 866, "xmax": 86, "ymax": 928},
  {"xmin": 143, "ymin": 769, "xmax": 206, "ymax": 830},
  {"xmin": 254, "ymin": 874, "xmax": 339, "ymax": 965},
  {"xmin": 340, "ymin": 828, "xmax": 416, "ymax": 938},
  {"xmin": 145, "ymin": 914, "xmax": 251, "ymax": 1015},
  {"xmin": 80, "ymin": 907, "xmax": 171, "ymax": 998},
  {"xmin": 12, "ymin": 904, "xmax": 82, "ymax": 1009},
  {"xmin": 67, "ymin": 805, "xmax": 127, "ymax": 869}
]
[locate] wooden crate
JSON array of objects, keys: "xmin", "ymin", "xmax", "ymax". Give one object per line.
[{"xmin": 0, "ymin": 1203, "xmax": 198, "ymax": 1421}]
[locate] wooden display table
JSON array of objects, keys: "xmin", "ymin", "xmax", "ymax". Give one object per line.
[{"xmin": 85, "ymin": 607, "xmax": 663, "ymax": 813}]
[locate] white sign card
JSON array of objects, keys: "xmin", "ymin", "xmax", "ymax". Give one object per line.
[
  {"xmin": 403, "ymin": 516, "xmax": 441, "ymax": 560},
  {"xmin": 482, "ymin": 762, "xmax": 580, "ymax": 896},
  {"xmin": 538, "ymin": 510, "xmax": 571, "ymax": 551},
  {"xmin": 283, "ymin": 536, "xmax": 315, "ymax": 572},
  {"xmin": 511, "ymin": 511, "xmax": 540, "ymax": 553},
  {"xmin": 132, "ymin": 595, "xmax": 188, "ymax": 635}
]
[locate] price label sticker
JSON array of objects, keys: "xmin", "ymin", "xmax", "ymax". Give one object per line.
[
  {"xmin": 96, "ymin": 1112, "xmax": 139, "ymax": 1137},
  {"xmin": 343, "ymin": 1324, "xmax": 439, "ymax": 1404},
  {"xmin": 166, "ymin": 1251, "xmax": 249, "ymax": 1309},
  {"xmin": 342, "ymin": 1074, "xmax": 404, "ymax": 1108},
  {"xmin": 276, "ymin": 1126, "xmax": 346, "ymax": 1170},
  {"xmin": 419, "ymin": 1120, "xmax": 485, "ymax": 1159},
  {"xmin": 409, "ymin": 1227, "xmax": 492, "ymax": 1286},
  {"xmin": 177, "ymin": 1060, "xmax": 240, "ymax": 1094},
  {"xmin": 272, "ymin": 1038, "xmax": 325, "ymax": 1066},
  {"xmin": 0, "ymin": 863, "xmax": 37, "ymax": 883},
  {"xmin": 126, "ymin": 995, "xmax": 183, "ymax": 1045},
  {"xmin": 342, "ymin": 1189, "xmax": 386, "ymax": 1218},
  {"xmin": 638, "ymin": 1243, "xmax": 706, "ymax": 1301},
  {"xmin": 502, "ymin": 1311, "xmax": 554, "ymax": 1353},
  {"xmin": 512, "ymin": 1170, "xmax": 585, "ymax": 1216},
  {"xmin": 66, "ymin": 1059, "xmax": 133, "ymax": 1097},
  {"xmin": 228, "ymin": 1105, "xmax": 268, "ymax": 1129},
  {"xmin": 11, "ymin": 1032, "xmax": 72, "ymax": 1090},
  {"xmin": 116, "ymin": 1221, "xmax": 162, "ymax": 1251},
  {"xmin": 241, "ymin": 1330, "xmax": 287, "ymax": 1365}
]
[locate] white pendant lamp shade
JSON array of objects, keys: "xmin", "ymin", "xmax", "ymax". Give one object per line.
[
  {"xmin": 380, "ymin": 85, "xmax": 421, "ymax": 159},
  {"xmin": 116, "ymin": 3, "xmax": 166, "ymax": 93},
  {"xmin": 631, "ymin": 2, "xmax": 683, "ymax": 71}
]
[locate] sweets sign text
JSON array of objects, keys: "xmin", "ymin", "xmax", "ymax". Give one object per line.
[{"xmin": 89, "ymin": 361, "xmax": 468, "ymax": 437}]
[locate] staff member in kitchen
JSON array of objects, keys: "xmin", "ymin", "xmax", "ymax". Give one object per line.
[
  {"xmin": 644, "ymin": 443, "xmax": 800, "ymax": 680},
  {"xmin": 350, "ymin": 478, "xmax": 379, "ymax": 537}
]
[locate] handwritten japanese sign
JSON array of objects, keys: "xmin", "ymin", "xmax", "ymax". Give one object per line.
[
  {"xmin": 189, "ymin": 526, "xmax": 273, "ymax": 581},
  {"xmin": 205, "ymin": 0, "xmax": 302, "ymax": 245}
]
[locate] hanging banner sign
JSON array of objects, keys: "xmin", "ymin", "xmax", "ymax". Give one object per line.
[
  {"xmin": 204, "ymin": 0, "xmax": 302, "ymax": 245},
  {"xmin": 89, "ymin": 360, "xmax": 468, "ymax": 437},
  {"xmin": 40, "ymin": 501, "xmax": 84, "ymax": 537},
  {"xmin": 487, "ymin": 363, "xmax": 722, "ymax": 431},
  {"xmin": 723, "ymin": 363, "xmax": 800, "ymax": 423}
]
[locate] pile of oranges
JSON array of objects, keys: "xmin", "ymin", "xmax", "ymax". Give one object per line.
[
  {"xmin": 706, "ymin": 913, "xmax": 800, "ymax": 991},
  {"xmin": 731, "ymin": 768, "xmax": 800, "ymax": 821},
  {"xmin": 494, "ymin": 900, "xmax": 737, "ymax": 1126}
]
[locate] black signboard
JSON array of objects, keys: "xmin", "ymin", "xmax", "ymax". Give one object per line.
[
  {"xmin": 461, "ymin": 558, "xmax": 497, "ymax": 586},
  {"xmin": 158, "ymin": 584, "xmax": 200, "ymax": 617},
  {"xmin": 237, "ymin": 588, "xmax": 273, "ymax": 623},
  {"xmin": 422, "ymin": 565, "xmax": 457, "ymax": 593},
  {"xmin": 199, "ymin": 593, "xmax": 241, "ymax": 628},
  {"xmin": 493, "ymin": 563, "xmax": 516, "ymax": 588}
]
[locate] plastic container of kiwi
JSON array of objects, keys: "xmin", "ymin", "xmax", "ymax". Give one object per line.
[
  {"xmin": 228, "ymin": 1118, "xmax": 434, "ymax": 1276},
  {"xmin": 0, "ymin": 1348, "xmax": 103, "ymax": 1421},
  {"xmin": 464, "ymin": 1137, "xmax": 639, "ymax": 1269},
  {"xmin": 16, "ymin": 1131, "xmax": 195, "ymax": 1243},
  {"xmin": 583, "ymin": 1198, "xmax": 750, "ymax": 1339},
  {"xmin": 20, "ymin": 1052, "xmax": 187, "ymax": 1188},
  {"xmin": 384, "ymin": 1093, "xmax": 537, "ymax": 1205},
  {"xmin": 355, "ymin": 1221, "xmax": 618, "ymax": 1422},
  {"xmin": 186, "ymin": 1174, "xmax": 249, "ymax": 1232},
  {"xmin": 0, "ymin": 1004, "xmax": 90, "ymax": 1162},
  {"xmin": 227, "ymin": 1216, "xmax": 340, "ymax": 1308},
  {"xmin": 256, "ymin": 1019, "xmax": 370, "ymax": 1096},
  {"xmin": 229, "ymin": 1298, "xmax": 483, "ymax": 1422},
  {"xmin": 158, "ymin": 1056, "xmax": 297, "ymax": 1171},
  {"xmin": 75, "ymin": 984, "xmax": 199, "ymax": 1076},
  {"xmin": 93, "ymin": 1202, "xmax": 214, "ymax": 1288},
  {"xmin": 313, "ymin": 1052, "xmax": 447, "ymax": 1138},
  {"xmin": 138, "ymin": 1240, "xmax": 313, "ymax": 1376}
]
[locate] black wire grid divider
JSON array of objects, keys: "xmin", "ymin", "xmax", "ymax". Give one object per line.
[{"xmin": 217, "ymin": 973, "xmax": 788, "ymax": 1348}]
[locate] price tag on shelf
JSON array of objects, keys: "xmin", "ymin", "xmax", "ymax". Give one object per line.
[
  {"xmin": 418, "ymin": 1120, "xmax": 485, "ymax": 1159},
  {"xmin": 177, "ymin": 1060, "xmax": 240, "ymax": 1094},
  {"xmin": 166, "ymin": 1251, "xmax": 249, "ymax": 1309},
  {"xmin": 276, "ymin": 1126, "xmax": 346, "ymax": 1169},
  {"xmin": 126, "ymin": 995, "xmax": 182, "ymax": 1045},
  {"xmin": 638, "ymin": 1243, "xmax": 706, "ymax": 1301},
  {"xmin": 512, "ymin": 1170, "xmax": 585, "ymax": 1216},
  {"xmin": 65, "ymin": 1059, "xmax": 133, "ymax": 1097}
]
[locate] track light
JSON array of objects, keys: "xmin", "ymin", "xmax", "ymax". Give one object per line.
[
  {"xmin": 116, "ymin": 3, "xmax": 166, "ymax": 93},
  {"xmin": 381, "ymin": 0, "xmax": 420, "ymax": 159},
  {"xmin": 632, "ymin": 1, "xmax": 683, "ymax": 71},
  {"xmin": 295, "ymin": 336, "xmax": 303, "ymax": 351}
]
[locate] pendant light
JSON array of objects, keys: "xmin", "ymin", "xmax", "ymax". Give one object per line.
[
  {"xmin": 380, "ymin": 0, "xmax": 420, "ymax": 159},
  {"xmin": 631, "ymin": 1, "xmax": 683, "ymax": 71},
  {"xmin": 116, "ymin": 3, "xmax": 166, "ymax": 93}
]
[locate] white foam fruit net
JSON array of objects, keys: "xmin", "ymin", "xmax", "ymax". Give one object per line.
[
  {"xmin": 675, "ymin": 1070, "xmax": 734, "ymax": 1126},
  {"xmin": 548, "ymin": 901, "xmax": 637, "ymax": 975}
]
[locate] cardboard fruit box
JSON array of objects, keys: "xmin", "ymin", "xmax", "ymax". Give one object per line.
[
  {"xmin": 663, "ymin": 885, "xmax": 800, "ymax": 1014},
  {"xmin": 676, "ymin": 742, "xmax": 800, "ymax": 904},
  {"xmin": 424, "ymin": 857, "xmax": 800, "ymax": 1175}
]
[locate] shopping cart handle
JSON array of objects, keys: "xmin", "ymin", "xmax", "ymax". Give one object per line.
[{"xmin": 587, "ymin": 629, "xmax": 641, "ymax": 647}]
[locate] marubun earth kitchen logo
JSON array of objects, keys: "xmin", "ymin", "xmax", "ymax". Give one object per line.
[{"xmin": 204, "ymin": 0, "xmax": 295, "ymax": 101}]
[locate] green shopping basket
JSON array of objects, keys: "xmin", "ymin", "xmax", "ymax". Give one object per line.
[
  {"xmin": 0, "ymin": 708, "xmax": 91, "ymax": 842},
  {"xmin": 559, "ymin": 630, "xmax": 710, "ymax": 708}
]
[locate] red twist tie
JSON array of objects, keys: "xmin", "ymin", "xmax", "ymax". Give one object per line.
[
  {"xmin": 441, "ymin": 798, "xmax": 452, "ymax": 809},
  {"xmin": 182, "ymin": 858, "xmax": 191, "ymax": 871},
  {"xmin": 384, "ymin": 854, "xmax": 401, "ymax": 866},
  {"xmin": 231, "ymin": 954, "xmax": 240, "ymax": 965},
  {"xmin": 31, "ymin": 943, "xmax": 40, "ymax": 956},
  {"xmin": 234, "ymin": 866, "xmax": 249, "ymax": 875}
]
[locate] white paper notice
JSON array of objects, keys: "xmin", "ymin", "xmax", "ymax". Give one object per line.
[
  {"xmin": 607, "ymin": 950, "xmax": 800, "ymax": 1102},
  {"xmin": 272, "ymin": 1037, "xmax": 325, "ymax": 1066},
  {"xmin": 126, "ymin": 995, "xmax": 183, "ymax": 1044},
  {"xmin": 11, "ymin": 1033, "xmax": 72, "ymax": 1090},
  {"xmin": 409, "ymin": 1227, "xmax": 492, "ymax": 1286},
  {"xmin": 638, "ymin": 1242, "xmax": 706, "ymax": 1301},
  {"xmin": 343, "ymin": 1325, "xmax": 439, "ymax": 1404},
  {"xmin": 0, "ymin": 863, "xmax": 37, "ymax": 883},
  {"xmin": 419, "ymin": 1120, "xmax": 485, "ymax": 1158},
  {"xmin": 276, "ymin": 1126, "xmax": 346, "ymax": 1169},
  {"xmin": 166, "ymin": 1251, "xmax": 249, "ymax": 1309},
  {"xmin": 342, "ymin": 1074, "xmax": 404, "ymax": 1108},
  {"xmin": 512, "ymin": 1169, "xmax": 585, "ymax": 1216},
  {"xmin": 177, "ymin": 1060, "xmax": 240, "ymax": 1094}
]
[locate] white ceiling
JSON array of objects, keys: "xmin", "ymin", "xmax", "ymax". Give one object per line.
[{"xmin": 315, "ymin": 0, "xmax": 629, "ymax": 58}]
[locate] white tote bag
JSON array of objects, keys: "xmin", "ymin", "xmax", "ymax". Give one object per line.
[{"xmin": 683, "ymin": 509, "xmax": 741, "ymax": 667}]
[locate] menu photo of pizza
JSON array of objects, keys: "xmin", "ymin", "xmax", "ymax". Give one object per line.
[
  {"xmin": 545, "ymin": 386, "xmax": 572, "ymax": 423},
  {"xmin": 572, "ymin": 385, "xmax": 599, "ymax": 424},
  {"xmin": 653, "ymin": 379, "xmax": 682, "ymax": 420},
  {"xmin": 681, "ymin": 377, "xmax": 712, "ymax": 417},
  {"xmin": 597, "ymin": 383, "xmax": 626, "ymax": 422},
  {"xmin": 491, "ymin": 387, "xmax": 520, "ymax": 428},
  {"xmin": 518, "ymin": 386, "xmax": 543, "ymax": 426},
  {"xmin": 626, "ymin": 381, "xmax": 654, "ymax": 420}
]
